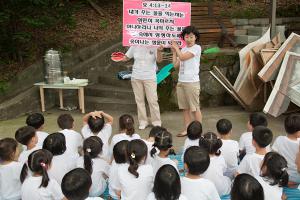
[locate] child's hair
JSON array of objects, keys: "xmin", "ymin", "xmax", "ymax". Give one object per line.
[
  {"xmin": 187, "ymin": 121, "xmax": 202, "ymax": 140},
  {"xmin": 284, "ymin": 114, "xmax": 300, "ymax": 134},
  {"xmin": 61, "ymin": 168, "xmax": 92, "ymax": 200},
  {"xmin": 216, "ymin": 118, "xmax": 232, "ymax": 135},
  {"xmin": 15, "ymin": 126, "xmax": 36, "ymax": 146},
  {"xmin": 151, "ymin": 130, "xmax": 173, "ymax": 157},
  {"xmin": 252, "ymin": 126, "xmax": 273, "ymax": 148},
  {"xmin": 0, "ymin": 138, "xmax": 18, "ymax": 161},
  {"xmin": 42, "ymin": 132, "xmax": 66, "ymax": 156},
  {"xmin": 231, "ymin": 173, "xmax": 264, "ymax": 200},
  {"xmin": 119, "ymin": 114, "xmax": 135, "ymax": 136},
  {"xmin": 26, "ymin": 113, "xmax": 45, "ymax": 129},
  {"xmin": 180, "ymin": 26, "xmax": 200, "ymax": 42},
  {"xmin": 57, "ymin": 113, "xmax": 74, "ymax": 129},
  {"xmin": 260, "ymin": 152, "xmax": 289, "ymax": 187},
  {"xmin": 153, "ymin": 164, "xmax": 181, "ymax": 200},
  {"xmin": 113, "ymin": 140, "xmax": 129, "ymax": 164},
  {"xmin": 184, "ymin": 146, "xmax": 210, "ymax": 175},
  {"xmin": 20, "ymin": 149, "xmax": 53, "ymax": 188},
  {"xmin": 249, "ymin": 113, "xmax": 268, "ymax": 128},
  {"xmin": 149, "ymin": 126, "xmax": 166, "ymax": 138},
  {"xmin": 83, "ymin": 136, "xmax": 103, "ymax": 174},
  {"xmin": 198, "ymin": 132, "xmax": 222, "ymax": 156},
  {"xmin": 127, "ymin": 139, "xmax": 148, "ymax": 178},
  {"xmin": 87, "ymin": 116, "xmax": 105, "ymax": 134}
]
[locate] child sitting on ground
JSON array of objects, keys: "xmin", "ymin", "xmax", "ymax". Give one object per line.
[
  {"xmin": 0, "ymin": 138, "xmax": 22, "ymax": 200},
  {"xmin": 58, "ymin": 113, "xmax": 83, "ymax": 158},
  {"xmin": 237, "ymin": 126, "xmax": 273, "ymax": 177},
  {"xmin": 26, "ymin": 113, "xmax": 48, "ymax": 148},
  {"xmin": 272, "ymin": 114, "xmax": 300, "ymax": 184},
  {"xmin": 61, "ymin": 168, "xmax": 103, "ymax": 200},
  {"xmin": 216, "ymin": 118, "xmax": 239, "ymax": 179},
  {"xmin": 182, "ymin": 121, "xmax": 202, "ymax": 156},
  {"xmin": 181, "ymin": 146, "xmax": 220, "ymax": 200},
  {"xmin": 239, "ymin": 113, "xmax": 268, "ymax": 157},
  {"xmin": 43, "ymin": 132, "xmax": 76, "ymax": 185},
  {"xmin": 76, "ymin": 136, "xmax": 109, "ymax": 197},
  {"xmin": 199, "ymin": 132, "xmax": 231, "ymax": 196},
  {"xmin": 255, "ymin": 152, "xmax": 289, "ymax": 200},
  {"xmin": 20, "ymin": 149, "xmax": 64, "ymax": 200},
  {"xmin": 15, "ymin": 126, "xmax": 39, "ymax": 163},
  {"xmin": 81, "ymin": 111, "xmax": 113, "ymax": 159},
  {"xmin": 151, "ymin": 130, "xmax": 178, "ymax": 175}
]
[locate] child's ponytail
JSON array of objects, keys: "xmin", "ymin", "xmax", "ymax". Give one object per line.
[
  {"xmin": 199, "ymin": 132, "xmax": 222, "ymax": 156},
  {"xmin": 20, "ymin": 163, "xmax": 28, "ymax": 183},
  {"xmin": 150, "ymin": 144, "xmax": 158, "ymax": 158},
  {"xmin": 83, "ymin": 136, "xmax": 103, "ymax": 174},
  {"xmin": 127, "ymin": 139, "xmax": 148, "ymax": 178},
  {"xmin": 151, "ymin": 130, "xmax": 173, "ymax": 157},
  {"xmin": 278, "ymin": 168, "xmax": 289, "ymax": 187},
  {"xmin": 40, "ymin": 162, "xmax": 50, "ymax": 187},
  {"xmin": 119, "ymin": 114, "xmax": 135, "ymax": 136}
]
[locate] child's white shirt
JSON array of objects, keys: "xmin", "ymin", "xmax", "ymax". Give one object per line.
[
  {"xmin": 108, "ymin": 161, "xmax": 126, "ymax": 199},
  {"xmin": 18, "ymin": 146, "xmax": 39, "ymax": 163},
  {"xmin": 21, "ymin": 176, "xmax": 64, "ymax": 200},
  {"xmin": 142, "ymin": 139, "xmax": 155, "ymax": 165},
  {"xmin": 59, "ymin": 129, "xmax": 83, "ymax": 158},
  {"xmin": 48, "ymin": 152, "xmax": 76, "ymax": 185},
  {"xmin": 255, "ymin": 176, "xmax": 283, "ymax": 200},
  {"xmin": 113, "ymin": 163, "xmax": 154, "ymax": 200},
  {"xmin": 77, "ymin": 156, "xmax": 110, "ymax": 196},
  {"xmin": 202, "ymin": 156, "xmax": 231, "ymax": 196},
  {"xmin": 272, "ymin": 136, "xmax": 300, "ymax": 183},
  {"xmin": 146, "ymin": 192, "xmax": 188, "ymax": 200},
  {"xmin": 182, "ymin": 138, "xmax": 199, "ymax": 161},
  {"xmin": 109, "ymin": 133, "xmax": 141, "ymax": 158},
  {"xmin": 237, "ymin": 153, "xmax": 265, "ymax": 177},
  {"xmin": 239, "ymin": 131, "xmax": 255, "ymax": 154},
  {"xmin": 220, "ymin": 139, "xmax": 239, "ymax": 178},
  {"xmin": 36, "ymin": 131, "xmax": 49, "ymax": 148},
  {"xmin": 181, "ymin": 177, "xmax": 220, "ymax": 200},
  {"xmin": 81, "ymin": 124, "xmax": 112, "ymax": 159},
  {"xmin": 85, "ymin": 198, "xmax": 104, "ymax": 200},
  {"xmin": 151, "ymin": 155, "xmax": 178, "ymax": 175},
  {"xmin": 0, "ymin": 161, "xmax": 23, "ymax": 200}
]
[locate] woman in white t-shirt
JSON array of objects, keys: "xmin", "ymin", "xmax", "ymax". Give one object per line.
[
  {"xmin": 77, "ymin": 136, "xmax": 109, "ymax": 197},
  {"xmin": 150, "ymin": 130, "xmax": 178, "ymax": 175},
  {"xmin": 43, "ymin": 133, "xmax": 76, "ymax": 185},
  {"xmin": 255, "ymin": 152, "xmax": 289, "ymax": 200},
  {"xmin": 0, "ymin": 138, "xmax": 23, "ymax": 200},
  {"xmin": 122, "ymin": 45, "xmax": 163, "ymax": 130},
  {"xmin": 171, "ymin": 26, "xmax": 202, "ymax": 137},
  {"xmin": 109, "ymin": 114, "xmax": 140, "ymax": 159},
  {"xmin": 20, "ymin": 149, "xmax": 64, "ymax": 200},
  {"xmin": 81, "ymin": 111, "xmax": 113, "ymax": 160},
  {"xmin": 147, "ymin": 164, "xmax": 187, "ymax": 200},
  {"xmin": 114, "ymin": 139, "xmax": 154, "ymax": 200},
  {"xmin": 199, "ymin": 132, "xmax": 231, "ymax": 196}
]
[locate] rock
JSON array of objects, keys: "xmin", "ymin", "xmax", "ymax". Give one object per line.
[{"xmin": 200, "ymin": 69, "xmax": 227, "ymax": 96}]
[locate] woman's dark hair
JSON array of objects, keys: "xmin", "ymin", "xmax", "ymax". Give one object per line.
[
  {"xmin": 15, "ymin": 126, "xmax": 36, "ymax": 146},
  {"xmin": 153, "ymin": 165, "xmax": 181, "ymax": 200},
  {"xmin": 42, "ymin": 132, "xmax": 66, "ymax": 156},
  {"xmin": 284, "ymin": 114, "xmax": 300, "ymax": 134},
  {"xmin": 61, "ymin": 168, "xmax": 92, "ymax": 200},
  {"xmin": 119, "ymin": 114, "xmax": 135, "ymax": 136},
  {"xmin": 199, "ymin": 132, "xmax": 222, "ymax": 156},
  {"xmin": 231, "ymin": 174, "xmax": 264, "ymax": 200},
  {"xmin": 113, "ymin": 140, "xmax": 129, "ymax": 164},
  {"xmin": 26, "ymin": 113, "xmax": 45, "ymax": 129},
  {"xmin": 87, "ymin": 116, "xmax": 105, "ymax": 134},
  {"xmin": 260, "ymin": 152, "xmax": 289, "ymax": 187},
  {"xmin": 83, "ymin": 136, "xmax": 103, "ymax": 174},
  {"xmin": 127, "ymin": 139, "xmax": 148, "ymax": 178},
  {"xmin": 0, "ymin": 138, "xmax": 18, "ymax": 161},
  {"xmin": 57, "ymin": 114, "xmax": 74, "ymax": 129},
  {"xmin": 180, "ymin": 26, "xmax": 200, "ymax": 42},
  {"xmin": 184, "ymin": 146, "xmax": 210, "ymax": 175},
  {"xmin": 149, "ymin": 126, "xmax": 166, "ymax": 138},
  {"xmin": 151, "ymin": 130, "xmax": 173, "ymax": 157},
  {"xmin": 20, "ymin": 149, "xmax": 53, "ymax": 188},
  {"xmin": 187, "ymin": 121, "xmax": 202, "ymax": 140},
  {"xmin": 216, "ymin": 119, "xmax": 232, "ymax": 135}
]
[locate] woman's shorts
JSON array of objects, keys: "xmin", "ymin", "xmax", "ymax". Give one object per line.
[{"xmin": 176, "ymin": 81, "xmax": 200, "ymax": 112}]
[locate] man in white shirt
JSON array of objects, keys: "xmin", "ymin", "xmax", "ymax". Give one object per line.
[{"xmin": 237, "ymin": 126, "xmax": 273, "ymax": 177}]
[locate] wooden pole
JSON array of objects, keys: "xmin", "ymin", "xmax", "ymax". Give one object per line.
[{"xmin": 270, "ymin": 0, "xmax": 277, "ymax": 38}]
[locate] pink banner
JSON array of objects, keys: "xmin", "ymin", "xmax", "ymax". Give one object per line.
[{"xmin": 123, "ymin": 0, "xmax": 191, "ymax": 47}]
